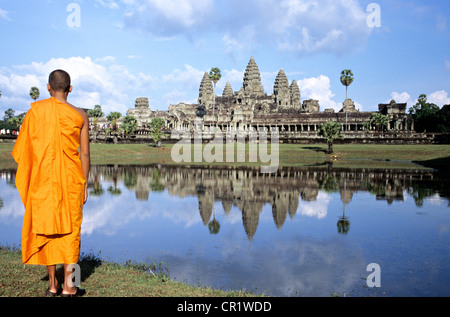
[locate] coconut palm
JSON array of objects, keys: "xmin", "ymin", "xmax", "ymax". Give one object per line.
[
  {"xmin": 29, "ymin": 87, "xmax": 40, "ymax": 102},
  {"xmin": 370, "ymin": 113, "xmax": 389, "ymax": 132},
  {"xmin": 8, "ymin": 116, "xmax": 24, "ymax": 131},
  {"xmin": 87, "ymin": 105, "xmax": 104, "ymax": 143},
  {"xmin": 106, "ymin": 111, "xmax": 122, "ymax": 144},
  {"xmin": 340, "ymin": 69, "xmax": 354, "ymax": 131},
  {"xmin": 121, "ymin": 114, "xmax": 138, "ymax": 136},
  {"xmin": 209, "ymin": 67, "xmax": 221, "ymax": 127},
  {"xmin": 317, "ymin": 121, "xmax": 344, "ymax": 154},
  {"xmin": 337, "ymin": 178, "xmax": 350, "ymax": 235},
  {"xmin": 149, "ymin": 117, "xmax": 165, "ymax": 147}
]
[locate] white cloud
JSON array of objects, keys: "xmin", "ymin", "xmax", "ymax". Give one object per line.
[
  {"xmin": 445, "ymin": 60, "xmax": 450, "ymax": 70},
  {"xmin": 222, "ymin": 34, "xmax": 246, "ymax": 62},
  {"xmin": 297, "ymin": 75, "xmax": 340, "ymax": 111},
  {"xmin": 428, "ymin": 90, "xmax": 450, "ymax": 107},
  {"xmin": 0, "ymin": 8, "xmax": 10, "ymax": 21},
  {"xmin": 298, "ymin": 191, "xmax": 331, "ymax": 219},
  {"xmin": 122, "ymin": 0, "xmax": 214, "ymax": 37},
  {"xmin": 389, "ymin": 90, "xmax": 450, "ymax": 108},
  {"xmin": 162, "ymin": 64, "xmax": 204, "ymax": 87},
  {"xmin": 222, "ymin": 0, "xmax": 372, "ymax": 56},
  {"xmin": 97, "ymin": 0, "xmax": 120, "ymax": 10},
  {"xmin": 390, "ymin": 92, "xmax": 413, "ymax": 105},
  {"xmin": 119, "ymin": 0, "xmax": 372, "ymax": 56},
  {"xmin": 0, "ymin": 57, "xmax": 156, "ymax": 115}
]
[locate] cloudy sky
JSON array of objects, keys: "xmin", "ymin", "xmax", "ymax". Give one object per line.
[{"xmin": 0, "ymin": 0, "xmax": 449, "ymax": 116}]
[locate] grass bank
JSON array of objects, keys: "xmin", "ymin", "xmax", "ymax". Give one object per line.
[
  {"xmin": 2, "ymin": 143, "xmax": 450, "ymax": 172},
  {"xmin": 0, "ymin": 246, "xmax": 256, "ymax": 297}
]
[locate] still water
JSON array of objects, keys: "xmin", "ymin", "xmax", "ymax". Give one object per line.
[{"xmin": 1, "ymin": 164, "xmax": 450, "ymax": 297}]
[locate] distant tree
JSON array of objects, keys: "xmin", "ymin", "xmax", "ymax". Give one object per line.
[
  {"xmin": 409, "ymin": 94, "xmax": 440, "ymax": 132},
  {"xmin": 150, "ymin": 168, "xmax": 165, "ymax": 192},
  {"xmin": 209, "ymin": 67, "xmax": 221, "ymax": 126},
  {"xmin": 370, "ymin": 113, "xmax": 389, "ymax": 132},
  {"xmin": 318, "ymin": 121, "xmax": 344, "ymax": 154},
  {"xmin": 106, "ymin": 111, "xmax": 122, "ymax": 143},
  {"xmin": 107, "ymin": 111, "xmax": 121, "ymax": 130},
  {"xmin": 196, "ymin": 105, "xmax": 206, "ymax": 118},
  {"xmin": 121, "ymin": 114, "xmax": 138, "ymax": 136},
  {"xmin": 337, "ymin": 215, "xmax": 350, "ymax": 234},
  {"xmin": 1, "ymin": 109, "xmax": 24, "ymax": 132},
  {"xmin": 436, "ymin": 104, "xmax": 450, "ymax": 132},
  {"xmin": 29, "ymin": 87, "xmax": 40, "ymax": 102},
  {"xmin": 340, "ymin": 69, "xmax": 354, "ymax": 131},
  {"xmin": 8, "ymin": 116, "xmax": 24, "ymax": 131},
  {"xmin": 362, "ymin": 121, "xmax": 371, "ymax": 131},
  {"xmin": 149, "ymin": 117, "xmax": 165, "ymax": 147},
  {"xmin": 209, "ymin": 67, "xmax": 222, "ymax": 89},
  {"xmin": 87, "ymin": 105, "xmax": 104, "ymax": 143},
  {"xmin": 3, "ymin": 108, "xmax": 15, "ymax": 121},
  {"xmin": 208, "ymin": 218, "xmax": 220, "ymax": 235}
]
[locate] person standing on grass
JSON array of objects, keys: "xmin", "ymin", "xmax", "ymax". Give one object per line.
[{"xmin": 12, "ymin": 69, "xmax": 90, "ymax": 297}]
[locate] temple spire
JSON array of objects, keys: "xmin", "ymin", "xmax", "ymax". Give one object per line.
[
  {"xmin": 198, "ymin": 72, "xmax": 213, "ymax": 106},
  {"xmin": 242, "ymin": 56, "xmax": 265, "ymax": 96}
]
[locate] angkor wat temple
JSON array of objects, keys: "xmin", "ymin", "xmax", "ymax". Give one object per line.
[{"xmin": 94, "ymin": 57, "xmax": 434, "ymax": 144}]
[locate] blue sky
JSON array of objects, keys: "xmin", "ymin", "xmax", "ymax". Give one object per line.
[{"xmin": 0, "ymin": 0, "xmax": 449, "ymax": 116}]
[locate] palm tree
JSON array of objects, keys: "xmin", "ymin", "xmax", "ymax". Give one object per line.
[
  {"xmin": 107, "ymin": 166, "xmax": 122, "ymax": 196},
  {"xmin": 317, "ymin": 121, "xmax": 344, "ymax": 154},
  {"xmin": 87, "ymin": 105, "xmax": 104, "ymax": 143},
  {"xmin": 337, "ymin": 178, "xmax": 350, "ymax": 235},
  {"xmin": 8, "ymin": 116, "xmax": 24, "ymax": 131},
  {"xmin": 370, "ymin": 113, "xmax": 389, "ymax": 132},
  {"xmin": 149, "ymin": 117, "xmax": 165, "ymax": 147},
  {"xmin": 106, "ymin": 111, "xmax": 122, "ymax": 144},
  {"xmin": 121, "ymin": 115, "xmax": 138, "ymax": 136},
  {"xmin": 29, "ymin": 87, "xmax": 40, "ymax": 102},
  {"xmin": 209, "ymin": 67, "xmax": 221, "ymax": 127},
  {"xmin": 340, "ymin": 69, "xmax": 354, "ymax": 131}
]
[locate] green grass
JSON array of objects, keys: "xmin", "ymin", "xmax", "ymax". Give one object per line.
[
  {"xmin": 0, "ymin": 246, "xmax": 257, "ymax": 297},
  {"xmin": 2, "ymin": 142, "xmax": 450, "ymax": 171}
]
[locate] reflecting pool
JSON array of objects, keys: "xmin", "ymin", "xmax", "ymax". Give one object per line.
[{"xmin": 1, "ymin": 165, "xmax": 450, "ymax": 297}]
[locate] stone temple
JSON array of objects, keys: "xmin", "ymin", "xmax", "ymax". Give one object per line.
[{"xmin": 112, "ymin": 57, "xmax": 418, "ymax": 143}]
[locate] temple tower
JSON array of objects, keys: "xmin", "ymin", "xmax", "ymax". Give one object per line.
[
  {"xmin": 198, "ymin": 72, "xmax": 213, "ymax": 106},
  {"xmin": 242, "ymin": 57, "xmax": 265, "ymax": 97},
  {"xmin": 274, "ymin": 69, "xmax": 290, "ymax": 109},
  {"xmin": 290, "ymin": 80, "xmax": 301, "ymax": 109},
  {"xmin": 222, "ymin": 82, "xmax": 234, "ymax": 98}
]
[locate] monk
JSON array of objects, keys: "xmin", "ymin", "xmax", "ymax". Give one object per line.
[{"xmin": 12, "ymin": 69, "xmax": 90, "ymax": 297}]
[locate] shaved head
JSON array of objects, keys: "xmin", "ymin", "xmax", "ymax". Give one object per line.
[{"xmin": 49, "ymin": 69, "xmax": 71, "ymax": 93}]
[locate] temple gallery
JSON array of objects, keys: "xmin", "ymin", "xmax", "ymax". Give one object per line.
[{"xmin": 91, "ymin": 57, "xmax": 428, "ymax": 144}]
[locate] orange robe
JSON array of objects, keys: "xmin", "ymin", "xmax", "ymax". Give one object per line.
[{"xmin": 12, "ymin": 97, "xmax": 86, "ymax": 266}]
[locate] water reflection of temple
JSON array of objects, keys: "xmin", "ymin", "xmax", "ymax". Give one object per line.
[
  {"xmin": 87, "ymin": 165, "xmax": 443, "ymax": 240},
  {"xmin": 89, "ymin": 166, "xmax": 442, "ymax": 239}
]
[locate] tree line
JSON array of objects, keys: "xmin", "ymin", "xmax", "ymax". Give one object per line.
[
  {"xmin": 408, "ymin": 94, "xmax": 450, "ymax": 133},
  {"xmin": 87, "ymin": 104, "xmax": 165, "ymax": 146}
]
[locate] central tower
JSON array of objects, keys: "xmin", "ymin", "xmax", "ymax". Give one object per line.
[{"xmin": 241, "ymin": 56, "xmax": 265, "ymax": 97}]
